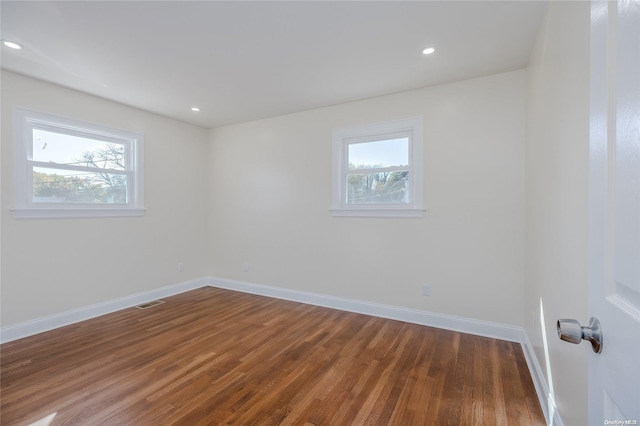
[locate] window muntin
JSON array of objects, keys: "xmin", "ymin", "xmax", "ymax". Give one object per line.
[
  {"xmin": 332, "ymin": 117, "xmax": 424, "ymax": 217},
  {"xmin": 13, "ymin": 108, "xmax": 144, "ymax": 218}
]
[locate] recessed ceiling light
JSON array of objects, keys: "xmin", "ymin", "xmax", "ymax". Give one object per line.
[
  {"xmin": 422, "ymin": 47, "xmax": 436, "ymax": 55},
  {"xmin": 2, "ymin": 40, "xmax": 22, "ymax": 50},
  {"xmin": 191, "ymin": 107, "xmax": 200, "ymax": 112}
]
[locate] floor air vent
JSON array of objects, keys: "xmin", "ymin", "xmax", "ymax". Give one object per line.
[{"xmin": 135, "ymin": 300, "xmax": 165, "ymax": 309}]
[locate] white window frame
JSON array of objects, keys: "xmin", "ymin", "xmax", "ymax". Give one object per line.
[
  {"xmin": 12, "ymin": 107, "xmax": 145, "ymax": 219},
  {"xmin": 331, "ymin": 116, "xmax": 424, "ymax": 218}
]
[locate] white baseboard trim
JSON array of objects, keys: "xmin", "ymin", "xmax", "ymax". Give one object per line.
[
  {"xmin": 0, "ymin": 278, "xmax": 208, "ymax": 344},
  {"xmin": 521, "ymin": 331, "xmax": 563, "ymax": 426},
  {"xmin": 207, "ymin": 277, "xmax": 524, "ymax": 343}
]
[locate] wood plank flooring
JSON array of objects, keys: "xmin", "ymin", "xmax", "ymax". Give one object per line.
[{"xmin": 1, "ymin": 287, "xmax": 545, "ymax": 425}]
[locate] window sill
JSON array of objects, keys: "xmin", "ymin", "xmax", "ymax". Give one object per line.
[
  {"xmin": 330, "ymin": 208, "xmax": 425, "ymax": 218},
  {"xmin": 12, "ymin": 207, "xmax": 146, "ymax": 219}
]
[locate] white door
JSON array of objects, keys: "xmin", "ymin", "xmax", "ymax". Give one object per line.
[{"xmin": 589, "ymin": 0, "xmax": 640, "ymax": 424}]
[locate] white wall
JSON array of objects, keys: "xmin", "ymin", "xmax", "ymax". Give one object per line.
[
  {"xmin": 525, "ymin": 2, "xmax": 590, "ymax": 425},
  {"xmin": 0, "ymin": 71, "xmax": 210, "ymax": 326},
  {"xmin": 207, "ymin": 70, "xmax": 527, "ymax": 327}
]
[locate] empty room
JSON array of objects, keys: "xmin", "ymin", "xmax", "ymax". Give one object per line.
[{"xmin": 1, "ymin": 1, "xmax": 638, "ymax": 425}]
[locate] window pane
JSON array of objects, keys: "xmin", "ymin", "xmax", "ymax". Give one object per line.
[
  {"xmin": 33, "ymin": 167, "xmax": 127, "ymax": 204},
  {"xmin": 348, "ymin": 137, "xmax": 409, "ymax": 170},
  {"xmin": 346, "ymin": 171, "xmax": 409, "ymax": 204},
  {"xmin": 32, "ymin": 129, "xmax": 126, "ymax": 171}
]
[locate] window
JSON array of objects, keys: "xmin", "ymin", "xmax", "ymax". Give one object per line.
[
  {"xmin": 331, "ymin": 116, "xmax": 424, "ymax": 217},
  {"xmin": 13, "ymin": 107, "xmax": 144, "ymax": 218}
]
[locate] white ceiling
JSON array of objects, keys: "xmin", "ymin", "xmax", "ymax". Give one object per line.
[{"xmin": 1, "ymin": 1, "xmax": 547, "ymax": 129}]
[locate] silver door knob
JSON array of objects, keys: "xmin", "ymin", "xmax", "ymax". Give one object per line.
[{"xmin": 557, "ymin": 317, "xmax": 603, "ymax": 354}]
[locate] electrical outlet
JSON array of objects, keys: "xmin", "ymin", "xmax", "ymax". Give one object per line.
[
  {"xmin": 178, "ymin": 262, "xmax": 184, "ymax": 272},
  {"xmin": 422, "ymin": 284, "xmax": 431, "ymax": 297},
  {"xmin": 242, "ymin": 261, "xmax": 250, "ymax": 272}
]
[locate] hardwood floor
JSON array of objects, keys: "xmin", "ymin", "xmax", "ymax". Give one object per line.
[{"xmin": 1, "ymin": 287, "xmax": 545, "ymax": 425}]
